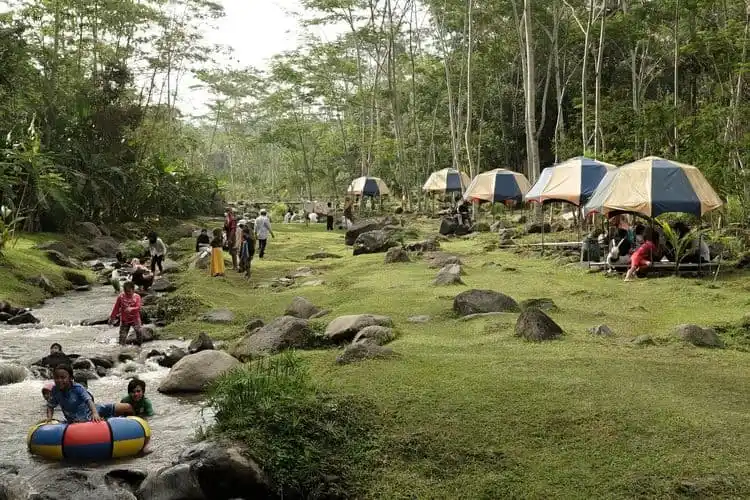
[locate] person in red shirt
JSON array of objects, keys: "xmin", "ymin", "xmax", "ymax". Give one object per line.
[
  {"xmin": 624, "ymin": 228, "xmax": 658, "ymax": 282},
  {"xmin": 109, "ymin": 281, "xmax": 144, "ymax": 345}
]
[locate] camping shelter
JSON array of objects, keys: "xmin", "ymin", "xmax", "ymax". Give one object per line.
[
  {"xmin": 422, "ymin": 168, "xmax": 471, "ymax": 195},
  {"xmin": 463, "ymin": 168, "xmax": 531, "ymax": 204}
]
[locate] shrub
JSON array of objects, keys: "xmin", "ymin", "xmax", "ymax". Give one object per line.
[
  {"xmin": 206, "ymin": 352, "xmax": 379, "ymax": 498},
  {"xmin": 151, "ymin": 293, "xmax": 203, "ymax": 323},
  {"xmin": 270, "ymin": 202, "xmax": 288, "ymax": 222}
]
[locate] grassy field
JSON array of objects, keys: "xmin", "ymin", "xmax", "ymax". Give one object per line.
[{"xmin": 164, "ymin": 220, "xmax": 750, "ymax": 499}]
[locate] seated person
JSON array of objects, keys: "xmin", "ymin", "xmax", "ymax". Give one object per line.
[
  {"xmin": 33, "ymin": 343, "xmax": 70, "ymax": 369},
  {"xmin": 45, "ymin": 365, "xmax": 132, "ymax": 423},
  {"xmin": 130, "ymin": 258, "xmax": 154, "ymax": 291},
  {"xmin": 195, "ymin": 229, "xmax": 210, "ymax": 252},
  {"xmin": 121, "ymin": 379, "xmax": 154, "ymax": 418}
]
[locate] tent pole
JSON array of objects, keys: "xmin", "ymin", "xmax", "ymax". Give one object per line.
[{"xmin": 541, "ymin": 203, "xmax": 545, "ymax": 256}]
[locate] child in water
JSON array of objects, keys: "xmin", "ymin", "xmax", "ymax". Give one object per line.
[
  {"xmin": 109, "ymin": 281, "xmax": 143, "ymax": 346},
  {"xmin": 120, "ymin": 379, "xmax": 154, "ymax": 418},
  {"xmin": 45, "ymin": 365, "xmax": 132, "ymax": 423}
]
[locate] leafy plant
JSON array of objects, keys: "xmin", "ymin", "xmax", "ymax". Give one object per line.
[
  {"xmin": 206, "ymin": 352, "xmax": 379, "ymax": 498},
  {"xmin": 658, "ymin": 220, "xmax": 704, "ymax": 271},
  {"xmin": 0, "ymin": 205, "xmax": 25, "ymax": 256}
]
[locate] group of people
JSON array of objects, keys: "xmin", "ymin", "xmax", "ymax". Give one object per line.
[
  {"xmin": 284, "ymin": 201, "xmax": 347, "ymax": 231},
  {"xmin": 603, "ymin": 215, "xmax": 710, "ymax": 281},
  {"xmin": 40, "ymin": 344, "xmax": 154, "ymax": 426}
]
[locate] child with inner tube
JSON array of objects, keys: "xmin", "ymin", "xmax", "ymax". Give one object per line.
[
  {"xmin": 44, "ymin": 365, "xmax": 133, "ymax": 423},
  {"xmin": 120, "ymin": 379, "xmax": 154, "ymax": 418}
]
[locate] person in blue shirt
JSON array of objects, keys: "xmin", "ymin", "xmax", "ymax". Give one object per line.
[{"xmin": 45, "ymin": 365, "xmax": 133, "ymax": 423}]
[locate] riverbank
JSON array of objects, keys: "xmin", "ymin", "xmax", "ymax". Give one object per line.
[{"xmin": 159, "ymin": 219, "xmax": 750, "ymax": 498}]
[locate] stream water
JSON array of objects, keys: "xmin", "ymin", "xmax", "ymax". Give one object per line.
[{"xmin": 0, "ymin": 286, "xmax": 211, "ymax": 479}]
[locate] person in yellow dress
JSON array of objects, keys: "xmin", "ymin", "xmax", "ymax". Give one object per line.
[{"xmin": 209, "ymin": 228, "xmax": 225, "ymax": 277}]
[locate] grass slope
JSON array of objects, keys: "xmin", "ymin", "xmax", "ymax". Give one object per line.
[
  {"xmin": 159, "ymin": 222, "xmax": 750, "ymax": 498},
  {"xmin": 0, "ymin": 234, "xmax": 94, "ymax": 306}
]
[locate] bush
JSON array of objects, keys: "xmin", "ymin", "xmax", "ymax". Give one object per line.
[
  {"xmin": 206, "ymin": 352, "xmax": 379, "ymax": 498},
  {"xmin": 270, "ymin": 202, "xmax": 288, "ymax": 222},
  {"xmin": 151, "ymin": 293, "xmax": 204, "ymax": 323}
]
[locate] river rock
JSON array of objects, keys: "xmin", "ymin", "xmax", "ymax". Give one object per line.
[
  {"xmin": 0, "ymin": 467, "xmax": 139, "ymax": 500},
  {"xmin": 325, "ymin": 314, "xmax": 394, "ymax": 343},
  {"xmin": 87, "ymin": 236, "xmax": 120, "ymax": 258},
  {"xmin": 126, "ymin": 326, "xmax": 156, "ymax": 344},
  {"xmin": 157, "ymin": 347, "xmax": 187, "ymax": 368},
  {"xmin": 81, "ymin": 315, "xmax": 110, "ymax": 326},
  {"xmin": 675, "ymin": 324, "xmax": 724, "ymax": 348},
  {"xmin": 79, "ymin": 221, "xmax": 103, "ymax": 239},
  {"xmin": 158, "ymin": 350, "xmax": 239, "ymax": 394},
  {"xmin": 35, "ymin": 240, "xmax": 69, "ymax": 255},
  {"xmin": 345, "ymin": 220, "xmax": 381, "ymax": 246},
  {"xmin": 353, "ymin": 326, "xmax": 395, "ymax": 346},
  {"xmin": 45, "ymin": 250, "xmax": 79, "ymax": 268},
  {"xmin": 63, "ymin": 270, "xmax": 90, "ymax": 286},
  {"xmin": 424, "ymin": 252, "xmax": 463, "ymax": 268},
  {"xmin": 160, "ymin": 259, "xmax": 181, "ymax": 274},
  {"xmin": 201, "ymin": 309, "xmax": 234, "ymax": 324},
  {"xmin": 353, "ymin": 230, "xmax": 399, "ymax": 256},
  {"xmin": 244, "ymin": 317, "xmax": 265, "ymax": 333},
  {"xmin": 229, "ymin": 316, "xmax": 315, "ymax": 360},
  {"xmin": 384, "ymin": 247, "xmax": 410, "ymax": 264},
  {"xmin": 433, "ymin": 264, "xmax": 464, "ymax": 285},
  {"xmin": 151, "ymin": 278, "xmax": 176, "ymax": 293},
  {"xmin": 29, "ymin": 274, "xmax": 58, "ymax": 295},
  {"xmin": 138, "ymin": 441, "xmax": 273, "ymax": 500},
  {"xmin": 0, "ymin": 364, "xmax": 26, "ymax": 386},
  {"xmin": 188, "ymin": 332, "xmax": 215, "ymax": 354},
  {"xmin": 73, "ymin": 368, "xmax": 99, "ymax": 381},
  {"xmin": 7, "ymin": 311, "xmax": 39, "ymax": 325},
  {"xmin": 514, "ymin": 309, "xmax": 563, "ymax": 341},
  {"xmin": 74, "ymin": 285, "xmax": 92, "ymax": 292},
  {"xmin": 0, "ymin": 312, "xmax": 11, "ymax": 322},
  {"xmin": 336, "ymin": 342, "xmax": 397, "ymax": 365},
  {"xmin": 453, "ymin": 289, "xmax": 519, "ymax": 316},
  {"xmin": 72, "ymin": 358, "xmax": 96, "ymax": 371},
  {"xmin": 405, "ymin": 238, "xmax": 440, "ymax": 252},
  {"xmin": 89, "ymin": 356, "xmax": 115, "ymax": 369},
  {"xmin": 284, "ymin": 296, "xmax": 320, "ymax": 319}
]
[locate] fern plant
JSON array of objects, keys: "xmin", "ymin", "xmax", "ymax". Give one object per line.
[
  {"xmin": 0, "ymin": 205, "xmax": 25, "ymax": 257},
  {"xmin": 658, "ymin": 220, "xmax": 703, "ymax": 272}
]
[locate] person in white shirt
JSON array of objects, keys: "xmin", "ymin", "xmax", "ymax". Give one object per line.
[
  {"xmin": 309, "ymin": 212, "xmax": 318, "ymax": 223},
  {"xmin": 254, "ymin": 210, "xmax": 274, "ymax": 258}
]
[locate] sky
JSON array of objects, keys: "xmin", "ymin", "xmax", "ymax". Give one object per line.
[{"xmin": 178, "ymin": 0, "xmax": 345, "ymax": 117}]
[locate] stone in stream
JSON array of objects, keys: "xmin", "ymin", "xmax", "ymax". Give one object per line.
[
  {"xmin": 63, "ymin": 270, "xmax": 89, "ymax": 286},
  {"xmin": 32, "ymin": 352, "xmax": 71, "ymax": 369},
  {"xmin": 201, "ymin": 309, "xmax": 234, "ymax": 324},
  {"xmin": 81, "ymin": 315, "xmax": 110, "ymax": 326},
  {"xmin": 138, "ymin": 441, "xmax": 273, "ymax": 500},
  {"xmin": 158, "ymin": 350, "xmax": 240, "ymax": 394},
  {"xmin": 151, "ymin": 277, "xmax": 176, "ymax": 293},
  {"xmin": 89, "ymin": 356, "xmax": 115, "ymax": 369},
  {"xmin": 73, "ymin": 285, "xmax": 92, "ymax": 292},
  {"xmin": 0, "ymin": 467, "xmax": 141, "ymax": 500},
  {"xmin": 0, "ymin": 364, "xmax": 27, "ymax": 386},
  {"xmin": 73, "ymin": 368, "xmax": 99, "ymax": 382},
  {"xmin": 0, "ymin": 312, "xmax": 11, "ymax": 323},
  {"xmin": 229, "ymin": 316, "xmax": 316, "ymax": 360},
  {"xmin": 157, "ymin": 347, "xmax": 187, "ymax": 368},
  {"xmin": 29, "ymin": 274, "xmax": 58, "ymax": 295},
  {"xmin": 72, "ymin": 358, "xmax": 95, "ymax": 371},
  {"xmin": 6, "ymin": 311, "xmax": 39, "ymax": 325},
  {"xmin": 188, "ymin": 332, "xmax": 215, "ymax": 354}
]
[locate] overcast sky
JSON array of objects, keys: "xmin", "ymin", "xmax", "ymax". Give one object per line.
[{"xmin": 178, "ymin": 0, "xmax": 344, "ymax": 116}]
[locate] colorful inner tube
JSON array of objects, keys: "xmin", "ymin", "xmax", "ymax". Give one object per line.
[{"xmin": 27, "ymin": 416, "xmax": 151, "ymax": 460}]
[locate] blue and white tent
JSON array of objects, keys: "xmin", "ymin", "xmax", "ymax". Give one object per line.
[
  {"xmin": 463, "ymin": 168, "xmax": 531, "ymax": 204},
  {"xmin": 347, "ymin": 176, "xmax": 391, "ymax": 197},
  {"xmin": 422, "ymin": 168, "xmax": 471, "ymax": 195},
  {"xmin": 525, "ymin": 156, "xmax": 615, "ymax": 206}
]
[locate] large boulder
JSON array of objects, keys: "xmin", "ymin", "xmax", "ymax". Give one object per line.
[
  {"xmin": 515, "ymin": 309, "xmax": 563, "ymax": 341},
  {"xmin": 151, "ymin": 277, "xmax": 176, "ymax": 293},
  {"xmin": 0, "ymin": 467, "xmax": 140, "ymax": 500},
  {"xmin": 158, "ymin": 350, "xmax": 239, "ymax": 394},
  {"xmin": 439, "ymin": 218, "xmax": 458, "ymax": 236},
  {"xmin": 284, "ymin": 297, "xmax": 320, "ymax": 319},
  {"xmin": 157, "ymin": 347, "xmax": 187, "ymax": 368},
  {"xmin": 352, "ymin": 230, "xmax": 399, "ymax": 256},
  {"xmin": 384, "ymin": 247, "xmax": 410, "ymax": 263},
  {"xmin": 137, "ymin": 441, "xmax": 274, "ymax": 500},
  {"xmin": 424, "ymin": 252, "xmax": 463, "ymax": 269},
  {"xmin": 675, "ymin": 324, "xmax": 724, "ymax": 348},
  {"xmin": 353, "ymin": 325, "xmax": 395, "ymax": 346},
  {"xmin": 229, "ymin": 316, "xmax": 315, "ymax": 360},
  {"xmin": 87, "ymin": 236, "xmax": 120, "ymax": 258},
  {"xmin": 45, "ymin": 250, "xmax": 78, "ymax": 268},
  {"xmin": 0, "ymin": 364, "xmax": 27, "ymax": 386},
  {"xmin": 405, "ymin": 238, "xmax": 440, "ymax": 252},
  {"xmin": 78, "ymin": 221, "xmax": 103, "ymax": 239},
  {"xmin": 345, "ymin": 220, "xmax": 381, "ymax": 246},
  {"xmin": 29, "ymin": 274, "xmax": 58, "ymax": 295},
  {"xmin": 433, "ymin": 264, "xmax": 464, "ymax": 286},
  {"xmin": 453, "ymin": 289, "xmax": 519, "ymax": 316},
  {"xmin": 161, "ymin": 259, "xmax": 181, "ymax": 274},
  {"xmin": 7, "ymin": 311, "xmax": 39, "ymax": 325},
  {"xmin": 336, "ymin": 342, "xmax": 397, "ymax": 365},
  {"xmin": 188, "ymin": 332, "xmax": 215, "ymax": 354},
  {"xmin": 63, "ymin": 270, "xmax": 90, "ymax": 286},
  {"xmin": 325, "ymin": 314, "xmax": 394, "ymax": 343},
  {"xmin": 34, "ymin": 240, "xmax": 69, "ymax": 255}
]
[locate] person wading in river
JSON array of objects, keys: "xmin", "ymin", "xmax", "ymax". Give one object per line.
[{"xmin": 109, "ymin": 282, "xmax": 144, "ymax": 346}]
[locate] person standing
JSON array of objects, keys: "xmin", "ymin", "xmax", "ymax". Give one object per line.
[
  {"xmin": 209, "ymin": 228, "xmax": 225, "ymax": 277},
  {"xmin": 195, "ymin": 229, "xmax": 210, "ymax": 252},
  {"xmin": 325, "ymin": 202, "xmax": 334, "ymax": 231},
  {"xmin": 224, "ymin": 209, "xmax": 238, "ymax": 269},
  {"xmin": 343, "ymin": 198, "xmax": 354, "ymax": 229},
  {"xmin": 255, "ymin": 210, "xmax": 274, "ymax": 259},
  {"xmin": 147, "ymin": 232, "xmax": 166, "ymax": 275},
  {"xmin": 109, "ymin": 281, "xmax": 143, "ymax": 346}
]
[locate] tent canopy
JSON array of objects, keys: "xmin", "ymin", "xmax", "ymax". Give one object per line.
[
  {"xmin": 422, "ymin": 168, "xmax": 471, "ymax": 194},
  {"xmin": 463, "ymin": 168, "xmax": 531, "ymax": 204},
  {"xmin": 584, "ymin": 156, "xmax": 722, "ymax": 218},
  {"xmin": 347, "ymin": 176, "xmax": 391, "ymax": 197},
  {"xmin": 525, "ymin": 156, "xmax": 615, "ymax": 206}
]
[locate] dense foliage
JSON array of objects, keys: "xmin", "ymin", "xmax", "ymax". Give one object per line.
[
  {"xmin": 195, "ymin": 0, "xmax": 749, "ymax": 209},
  {"xmin": 0, "ymin": 0, "xmax": 224, "ymax": 230},
  {"xmin": 207, "ymin": 353, "xmax": 379, "ymax": 498}
]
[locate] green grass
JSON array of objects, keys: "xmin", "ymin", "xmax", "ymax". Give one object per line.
[
  {"xmin": 0, "ymin": 233, "xmax": 94, "ymax": 306},
  {"xmin": 125, "ymin": 221, "xmax": 750, "ymax": 497}
]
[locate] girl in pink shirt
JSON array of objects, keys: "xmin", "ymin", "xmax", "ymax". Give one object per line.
[{"xmin": 109, "ymin": 282, "xmax": 143, "ymax": 345}]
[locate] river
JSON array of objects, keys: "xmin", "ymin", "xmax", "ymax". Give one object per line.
[{"xmin": 0, "ymin": 285, "xmax": 211, "ymax": 479}]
